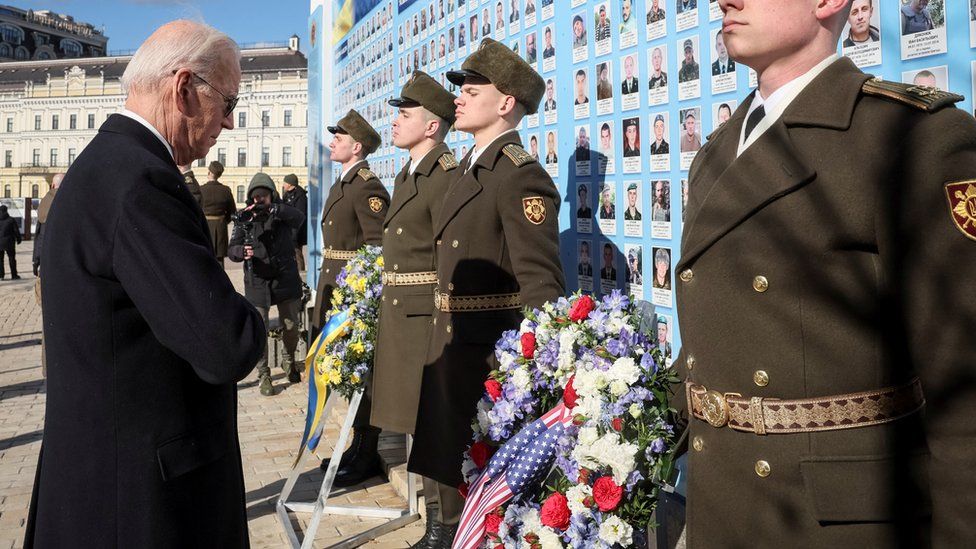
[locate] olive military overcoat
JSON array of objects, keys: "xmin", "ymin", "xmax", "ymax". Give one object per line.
[
  {"xmin": 676, "ymin": 57, "xmax": 976, "ymax": 547},
  {"xmin": 371, "ymin": 143, "xmax": 457, "ymax": 434},
  {"xmin": 409, "ymin": 131, "xmax": 565, "ymax": 487},
  {"xmin": 199, "ymin": 180, "xmax": 237, "ymax": 259},
  {"xmin": 311, "ymin": 161, "xmax": 389, "ymax": 330}
]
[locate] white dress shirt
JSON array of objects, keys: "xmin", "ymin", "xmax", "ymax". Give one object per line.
[
  {"xmin": 119, "ymin": 109, "xmax": 174, "ymax": 161},
  {"xmin": 737, "ymin": 54, "xmax": 840, "ymax": 157},
  {"xmin": 466, "ymin": 128, "xmax": 518, "ymax": 171}
]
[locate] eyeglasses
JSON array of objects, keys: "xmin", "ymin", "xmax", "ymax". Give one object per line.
[{"xmin": 173, "ymin": 70, "xmax": 239, "ymax": 118}]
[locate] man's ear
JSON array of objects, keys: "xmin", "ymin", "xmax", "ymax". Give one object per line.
[
  {"xmin": 497, "ymin": 94, "xmax": 518, "ymax": 116},
  {"xmin": 424, "ymin": 118, "xmax": 440, "ymax": 139},
  {"xmin": 351, "ymin": 140, "xmax": 363, "ymax": 156},
  {"xmin": 173, "ymin": 69, "xmax": 195, "ymax": 116}
]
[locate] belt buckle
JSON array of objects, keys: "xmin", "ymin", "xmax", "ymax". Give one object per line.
[
  {"xmin": 701, "ymin": 391, "xmax": 741, "ymax": 428},
  {"xmin": 381, "ymin": 272, "xmax": 392, "ymax": 285}
]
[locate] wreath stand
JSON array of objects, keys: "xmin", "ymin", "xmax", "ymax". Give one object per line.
[{"xmin": 276, "ymin": 389, "xmax": 421, "ymax": 548}]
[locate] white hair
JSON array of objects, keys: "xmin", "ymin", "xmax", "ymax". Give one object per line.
[{"xmin": 121, "ymin": 20, "xmax": 240, "ymax": 95}]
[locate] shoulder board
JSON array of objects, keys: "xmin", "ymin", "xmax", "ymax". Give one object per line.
[
  {"xmin": 861, "ymin": 77, "xmax": 963, "ymax": 112},
  {"xmin": 501, "ymin": 144, "xmax": 535, "ymax": 167},
  {"xmin": 437, "ymin": 152, "xmax": 459, "ymax": 171},
  {"xmin": 357, "ymin": 167, "xmax": 378, "ymax": 180}
]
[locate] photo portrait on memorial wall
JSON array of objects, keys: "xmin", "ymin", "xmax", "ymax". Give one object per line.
[
  {"xmin": 652, "ymin": 179, "xmax": 671, "ymax": 223},
  {"xmin": 619, "ymin": 0, "xmax": 638, "ymax": 48},
  {"xmin": 648, "ymin": 44, "xmax": 669, "ymax": 106},
  {"xmin": 578, "ymin": 239, "xmax": 594, "ymax": 283},
  {"xmin": 713, "ymin": 100, "xmax": 736, "ymax": 129},
  {"xmin": 577, "ymin": 183, "xmax": 592, "ymax": 220},
  {"xmin": 545, "ymin": 130, "xmax": 558, "ymax": 164},
  {"xmin": 542, "ymin": 25, "xmax": 556, "ymax": 71},
  {"xmin": 625, "ymin": 244, "xmax": 643, "ymax": 298},
  {"xmin": 575, "ymin": 125, "xmax": 591, "ymax": 161},
  {"xmin": 676, "ymin": 0, "xmax": 699, "ymax": 32},
  {"xmin": 680, "ymin": 179, "xmax": 689, "ymax": 222},
  {"xmin": 494, "ymin": 1, "xmax": 505, "ymax": 39},
  {"xmin": 646, "ymin": 0, "xmax": 667, "ymax": 40},
  {"xmin": 656, "ymin": 314, "xmax": 673, "ymax": 366},
  {"xmin": 651, "ymin": 246, "xmax": 672, "ymax": 306},
  {"xmin": 679, "ymin": 107, "xmax": 702, "ymax": 151},
  {"xmin": 526, "ymin": 31, "xmax": 537, "ymax": 64},
  {"xmin": 594, "ymin": 2, "xmax": 612, "ymax": 55},
  {"xmin": 903, "ymin": 66, "xmax": 948, "ymax": 91},
  {"xmin": 600, "ymin": 241, "xmax": 618, "ymax": 285},
  {"xmin": 678, "ymin": 36, "xmax": 701, "ymax": 100},
  {"xmin": 710, "ymin": 28, "xmax": 737, "ymax": 95},
  {"xmin": 599, "ymin": 182, "xmax": 616, "ymax": 220},
  {"xmin": 573, "ymin": 12, "xmax": 588, "ymax": 52},
  {"xmin": 598, "ymin": 120, "xmax": 616, "ymax": 174},
  {"xmin": 842, "ymin": 0, "xmax": 883, "ymax": 67},
  {"xmin": 596, "ymin": 62, "xmax": 613, "ymax": 101},
  {"xmin": 900, "ymin": 0, "xmax": 947, "ymax": 60},
  {"xmin": 622, "ymin": 117, "xmax": 640, "ymax": 157},
  {"xmin": 621, "ymin": 53, "xmax": 640, "ymax": 97},
  {"xmin": 470, "ymin": 14, "xmax": 479, "ymax": 42}
]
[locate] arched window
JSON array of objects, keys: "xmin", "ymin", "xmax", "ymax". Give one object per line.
[
  {"xmin": 3, "ymin": 184, "xmax": 10, "ymax": 198},
  {"xmin": 35, "ymin": 50, "xmax": 52, "ymax": 60},
  {"xmin": 0, "ymin": 43, "xmax": 11, "ymax": 58},
  {"xmin": 0, "ymin": 24, "xmax": 24, "ymax": 45},
  {"xmin": 13, "ymin": 46, "xmax": 28, "ymax": 60},
  {"xmin": 60, "ymin": 39, "xmax": 82, "ymax": 58},
  {"xmin": 31, "ymin": 184, "xmax": 38, "ymax": 198}
]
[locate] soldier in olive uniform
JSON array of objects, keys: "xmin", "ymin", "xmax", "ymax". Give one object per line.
[
  {"xmin": 312, "ymin": 109, "xmax": 390, "ymax": 486},
  {"xmin": 409, "ymin": 38, "xmax": 565, "ymax": 545},
  {"xmin": 677, "ymin": 2, "xmax": 976, "ymax": 547},
  {"xmin": 178, "ymin": 163, "xmax": 203, "ymax": 204},
  {"xmin": 373, "ymin": 71, "xmax": 459, "ymax": 549},
  {"xmin": 199, "ymin": 160, "xmax": 237, "ymax": 266}
]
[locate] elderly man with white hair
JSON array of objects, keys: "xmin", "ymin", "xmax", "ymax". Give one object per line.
[{"xmin": 25, "ymin": 20, "xmax": 265, "ymax": 548}]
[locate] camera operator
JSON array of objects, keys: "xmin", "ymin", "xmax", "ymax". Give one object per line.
[{"xmin": 228, "ymin": 173, "xmax": 305, "ymax": 396}]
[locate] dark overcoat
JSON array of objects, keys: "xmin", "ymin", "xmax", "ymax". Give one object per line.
[
  {"xmin": 199, "ymin": 180, "xmax": 237, "ymax": 259},
  {"xmin": 311, "ymin": 161, "xmax": 389, "ymax": 330},
  {"xmin": 676, "ymin": 58, "xmax": 976, "ymax": 547},
  {"xmin": 409, "ymin": 132, "xmax": 565, "ymax": 487},
  {"xmin": 227, "ymin": 202, "xmax": 305, "ymax": 309},
  {"xmin": 371, "ymin": 144, "xmax": 457, "ymax": 434},
  {"xmin": 25, "ymin": 114, "xmax": 266, "ymax": 549},
  {"xmin": 282, "ymin": 185, "xmax": 309, "ymax": 247}
]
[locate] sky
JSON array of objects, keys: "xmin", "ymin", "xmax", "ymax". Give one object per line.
[{"xmin": 13, "ymin": 0, "xmax": 310, "ymax": 53}]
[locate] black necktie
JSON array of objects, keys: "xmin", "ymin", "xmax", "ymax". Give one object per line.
[{"xmin": 744, "ymin": 104, "xmax": 766, "ymax": 141}]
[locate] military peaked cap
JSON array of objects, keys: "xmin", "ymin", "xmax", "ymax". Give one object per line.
[
  {"xmin": 446, "ymin": 38, "xmax": 545, "ymax": 114},
  {"xmin": 389, "ymin": 70, "xmax": 458, "ymax": 124},
  {"xmin": 328, "ymin": 109, "xmax": 382, "ymax": 155}
]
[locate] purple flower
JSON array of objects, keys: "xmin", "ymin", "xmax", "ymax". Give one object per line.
[
  {"xmin": 605, "ymin": 337, "xmax": 628, "ymax": 357},
  {"xmin": 640, "ymin": 351, "xmax": 658, "ymax": 374},
  {"xmin": 567, "ymin": 513, "xmax": 602, "ymax": 549},
  {"xmin": 650, "ymin": 437, "xmax": 667, "ymax": 454}
]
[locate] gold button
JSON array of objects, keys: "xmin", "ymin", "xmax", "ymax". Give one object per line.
[
  {"xmin": 325, "ymin": 269, "xmax": 330, "ymax": 274},
  {"xmin": 692, "ymin": 437, "xmax": 703, "ymax": 452},
  {"xmin": 679, "ymin": 269, "xmax": 694, "ymax": 282},
  {"xmin": 446, "ymin": 325, "xmax": 452, "ymax": 333},
  {"xmin": 328, "ymin": 220, "xmax": 333, "ymax": 226},
  {"xmin": 393, "ymin": 264, "xmax": 399, "ymax": 271},
  {"xmin": 686, "ymin": 355, "xmax": 696, "ymax": 370},
  {"xmin": 753, "ymin": 370, "xmax": 769, "ymax": 387},
  {"xmin": 392, "ymin": 298, "xmax": 399, "ymax": 306},
  {"xmin": 384, "ymin": 228, "xmax": 389, "ymax": 234},
  {"xmin": 433, "ymin": 317, "xmax": 437, "ymax": 325},
  {"xmin": 397, "ymin": 227, "xmax": 403, "ymax": 234},
  {"xmin": 437, "ymin": 239, "xmax": 442, "ymax": 246},
  {"xmin": 452, "ymin": 240, "xmax": 459, "ymax": 248},
  {"xmin": 448, "ymin": 283, "xmax": 454, "ymax": 291},
  {"xmin": 382, "ymin": 295, "xmax": 386, "ymax": 301},
  {"xmin": 753, "ymin": 275, "xmax": 769, "ymax": 293},
  {"xmin": 755, "ymin": 460, "xmax": 771, "ymax": 478}
]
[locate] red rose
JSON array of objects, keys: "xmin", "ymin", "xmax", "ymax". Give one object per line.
[
  {"xmin": 540, "ymin": 492, "xmax": 571, "ymax": 530},
  {"xmin": 469, "ymin": 441, "xmax": 495, "ymax": 469},
  {"xmin": 459, "ymin": 482, "xmax": 469, "ymax": 499},
  {"xmin": 611, "ymin": 417, "xmax": 623, "ymax": 432},
  {"xmin": 592, "ymin": 476, "xmax": 623, "ymax": 512},
  {"xmin": 568, "ymin": 295, "xmax": 596, "ymax": 322},
  {"xmin": 485, "ymin": 512, "xmax": 504, "ymax": 535},
  {"xmin": 578, "ymin": 468, "xmax": 591, "ymax": 484},
  {"xmin": 520, "ymin": 332, "xmax": 536, "ymax": 359},
  {"xmin": 485, "ymin": 379, "xmax": 503, "ymax": 402},
  {"xmin": 563, "ymin": 376, "xmax": 578, "ymax": 409}
]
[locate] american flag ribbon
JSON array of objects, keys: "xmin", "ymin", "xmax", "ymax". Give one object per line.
[{"xmin": 453, "ymin": 402, "xmax": 574, "ymax": 549}]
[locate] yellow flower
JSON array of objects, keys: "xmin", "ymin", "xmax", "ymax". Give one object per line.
[
  {"xmin": 356, "ymin": 278, "xmax": 367, "ymax": 293},
  {"xmin": 376, "ymin": 256, "xmax": 384, "ymax": 267},
  {"xmin": 354, "ymin": 319, "xmax": 368, "ymax": 332},
  {"xmin": 350, "ymin": 374, "xmax": 360, "ymax": 385},
  {"xmin": 349, "ymin": 340, "xmax": 365, "ymax": 354}
]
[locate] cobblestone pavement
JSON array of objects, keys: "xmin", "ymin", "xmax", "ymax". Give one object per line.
[{"xmin": 0, "ymin": 241, "xmax": 424, "ymax": 549}]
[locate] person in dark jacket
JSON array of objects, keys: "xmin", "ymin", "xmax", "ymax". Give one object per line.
[
  {"xmin": 25, "ymin": 20, "xmax": 265, "ymax": 549},
  {"xmin": 228, "ymin": 172, "xmax": 305, "ymax": 396},
  {"xmin": 281, "ymin": 173, "xmax": 308, "ymax": 272},
  {"xmin": 32, "ymin": 173, "xmax": 62, "ymax": 277},
  {"xmin": 179, "ymin": 163, "xmax": 203, "ymax": 204},
  {"xmin": 0, "ymin": 203, "xmax": 21, "ymax": 279},
  {"xmin": 199, "ymin": 160, "xmax": 236, "ymax": 266}
]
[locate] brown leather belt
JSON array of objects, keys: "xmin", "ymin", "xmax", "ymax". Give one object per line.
[
  {"xmin": 433, "ymin": 290, "xmax": 522, "ymax": 313},
  {"xmin": 687, "ymin": 378, "xmax": 924, "ymax": 435},
  {"xmin": 322, "ymin": 248, "xmax": 357, "ymax": 261},
  {"xmin": 381, "ymin": 270, "xmax": 438, "ymax": 286}
]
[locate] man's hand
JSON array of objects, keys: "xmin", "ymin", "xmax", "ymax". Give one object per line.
[{"xmin": 244, "ymin": 245, "xmax": 254, "ymax": 260}]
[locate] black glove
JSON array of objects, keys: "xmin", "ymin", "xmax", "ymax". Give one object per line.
[{"xmin": 33, "ymin": 261, "xmax": 39, "ymax": 277}]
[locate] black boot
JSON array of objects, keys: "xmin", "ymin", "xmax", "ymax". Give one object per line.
[
  {"xmin": 319, "ymin": 429, "xmax": 364, "ymax": 471},
  {"xmin": 410, "ymin": 504, "xmax": 444, "ymax": 549},
  {"xmin": 329, "ymin": 427, "xmax": 383, "ymax": 488},
  {"xmin": 433, "ymin": 523, "xmax": 458, "ymax": 549}
]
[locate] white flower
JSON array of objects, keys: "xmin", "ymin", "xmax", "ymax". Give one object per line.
[
  {"xmin": 511, "ymin": 367, "xmax": 532, "ymax": 393},
  {"xmin": 609, "ymin": 379, "xmax": 629, "ymax": 397},
  {"xmin": 628, "ymin": 403, "xmax": 642, "ymax": 419},
  {"xmin": 577, "ymin": 426, "xmax": 599, "ymax": 446},
  {"xmin": 499, "ymin": 352, "xmax": 516, "ymax": 372},
  {"xmin": 572, "ymin": 432, "xmax": 638, "ymax": 485},
  {"xmin": 566, "ymin": 484, "xmax": 593, "ymax": 515},
  {"xmin": 537, "ymin": 528, "xmax": 564, "ymax": 549},
  {"xmin": 520, "ymin": 507, "xmax": 543, "ymax": 534},
  {"xmin": 574, "ymin": 368, "xmax": 608, "ymax": 399},
  {"xmin": 608, "ymin": 357, "xmax": 639, "ymax": 385},
  {"xmin": 476, "ymin": 399, "xmax": 492, "ymax": 433},
  {"xmin": 598, "ymin": 515, "xmax": 633, "ymax": 546},
  {"xmin": 520, "ymin": 318, "xmax": 535, "ymax": 333},
  {"xmin": 573, "ymin": 394, "xmax": 603, "ymax": 420}
]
